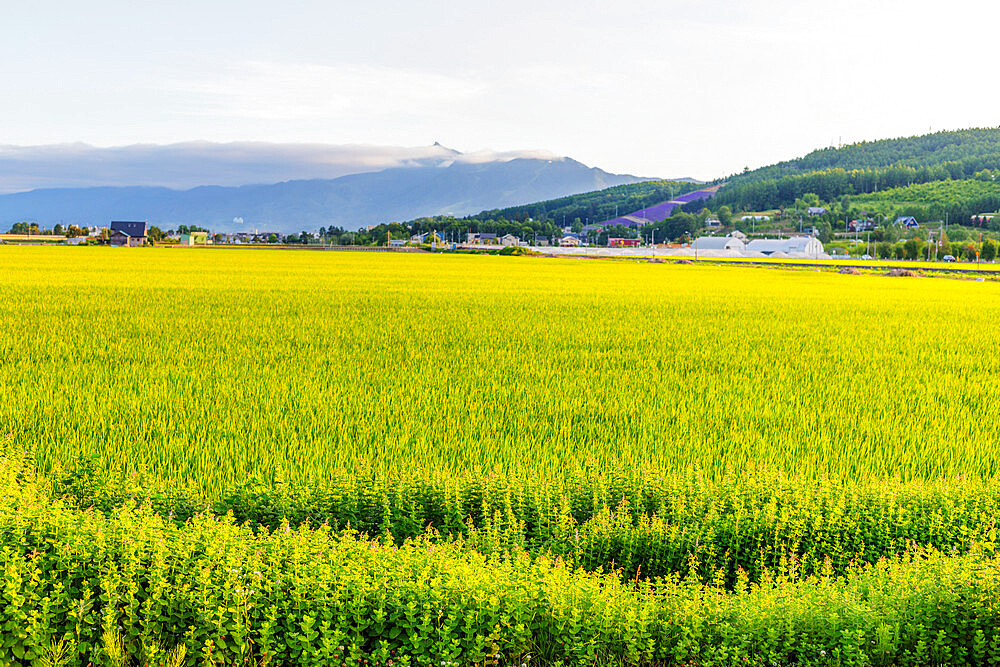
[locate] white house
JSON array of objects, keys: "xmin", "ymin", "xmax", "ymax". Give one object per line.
[
  {"xmin": 559, "ymin": 235, "xmax": 582, "ymax": 247},
  {"xmin": 807, "ymin": 207, "xmax": 828, "ymax": 216},
  {"xmin": 500, "ymin": 234, "xmax": 520, "ymax": 247}
]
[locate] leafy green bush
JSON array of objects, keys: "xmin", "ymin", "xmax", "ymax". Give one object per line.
[
  {"xmin": 51, "ymin": 459, "xmax": 1000, "ymax": 588},
  {"xmin": 5, "ymin": 449, "xmax": 1000, "ymax": 666}
]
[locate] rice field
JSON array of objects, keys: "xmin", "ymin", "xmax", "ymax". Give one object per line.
[
  {"xmin": 2, "ymin": 246, "xmax": 1000, "ymax": 495},
  {"xmin": 6, "ymin": 245, "xmax": 1000, "ymax": 665}
]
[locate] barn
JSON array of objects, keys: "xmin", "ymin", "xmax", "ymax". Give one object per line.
[{"xmin": 608, "ymin": 238, "xmax": 641, "ymax": 248}]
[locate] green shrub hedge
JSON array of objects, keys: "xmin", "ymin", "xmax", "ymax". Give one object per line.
[
  {"xmin": 55, "ymin": 458, "xmax": 1000, "ymax": 587},
  {"xmin": 5, "ymin": 450, "xmax": 1000, "ymax": 666}
]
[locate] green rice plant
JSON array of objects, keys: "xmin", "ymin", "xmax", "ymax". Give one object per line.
[
  {"xmin": 37, "ymin": 636, "xmax": 72, "ymax": 667},
  {"xmin": 102, "ymin": 629, "xmax": 127, "ymax": 667}
]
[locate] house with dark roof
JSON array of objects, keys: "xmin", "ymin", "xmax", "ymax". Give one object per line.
[
  {"xmin": 109, "ymin": 221, "xmax": 148, "ymax": 247},
  {"xmin": 894, "ymin": 216, "xmax": 918, "ymax": 229}
]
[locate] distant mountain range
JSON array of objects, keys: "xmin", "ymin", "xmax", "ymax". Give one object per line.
[{"xmin": 0, "ymin": 142, "xmax": 660, "ymax": 232}]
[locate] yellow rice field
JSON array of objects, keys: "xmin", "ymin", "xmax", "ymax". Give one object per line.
[{"xmin": 2, "ymin": 246, "xmax": 999, "ymax": 494}]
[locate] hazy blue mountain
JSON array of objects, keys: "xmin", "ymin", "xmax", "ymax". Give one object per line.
[
  {"xmin": 0, "ymin": 157, "xmax": 651, "ymax": 232},
  {"xmin": 0, "ymin": 140, "xmax": 517, "ymax": 193}
]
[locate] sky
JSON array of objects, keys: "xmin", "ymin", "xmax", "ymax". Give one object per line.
[{"xmin": 3, "ymin": 0, "xmax": 1000, "ymax": 182}]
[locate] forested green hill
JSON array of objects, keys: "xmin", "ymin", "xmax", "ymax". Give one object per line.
[
  {"xmin": 851, "ymin": 179, "xmax": 1000, "ymax": 223},
  {"xmin": 416, "ymin": 179, "xmax": 700, "ymax": 226},
  {"xmin": 713, "ymin": 128, "xmax": 1000, "ymax": 214},
  {"xmin": 729, "ymin": 127, "xmax": 1000, "ymax": 184}
]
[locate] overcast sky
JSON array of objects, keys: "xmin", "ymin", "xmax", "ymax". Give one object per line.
[{"xmin": 3, "ymin": 0, "xmax": 999, "ymax": 181}]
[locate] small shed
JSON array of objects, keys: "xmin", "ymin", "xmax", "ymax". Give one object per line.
[{"xmin": 179, "ymin": 231, "xmax": 209, "ymax": 245}]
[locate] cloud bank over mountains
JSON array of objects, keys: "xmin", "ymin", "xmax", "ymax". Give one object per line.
[
  {"xmin": 0, "ymin": 141, "xmax": 564, "ymax": 194},
  {"xmin": 0, "ymin": 144, "xmax": 650, "ymax": 232}
]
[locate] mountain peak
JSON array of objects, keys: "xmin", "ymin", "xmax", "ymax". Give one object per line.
[{"xmin": 432, "ymin": 141, "xmax": 462, "ymax": 156}]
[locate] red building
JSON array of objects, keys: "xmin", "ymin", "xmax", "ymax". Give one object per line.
[{"xmin": 608, "ymin": 238, "xmax": 641, "ymax": 248}]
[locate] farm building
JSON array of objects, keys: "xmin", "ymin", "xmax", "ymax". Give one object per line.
[
  {"xmin": 704, "ymin": 215, "xmax": 722, "ymax": 229},
  {"xmin": 608, "ymin": 238, "xmax": 641, "ymax": 248},
  {"xmin": 691, "ymin": 236, "xmax": 746, "ymax": 252},
  {"xmin": 807, "ymin": 207, "xmax": 828, "ymax": 216},
  {"xmin": 179, "ymin": 231, "xmax": 209, "ymax": 245},
  {"xmin": 109, "ymin": 221, "xmax": 148, "ymax": 247},
  {"xmin": 746, "ymin": 236, "xmax": 825, "ymax": 258}
]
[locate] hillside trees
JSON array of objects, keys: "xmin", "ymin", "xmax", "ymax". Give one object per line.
[
  {"xmin": 982, "ymin": 238, "xmax": 998, "ymax": 261},
  {"xmin": 725, "ymin": 128, "xmax": 1000, "ymax": 185},
  {"xmin": 717, "ymin": 205, "xmax": 732, "ymax": 226}
]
